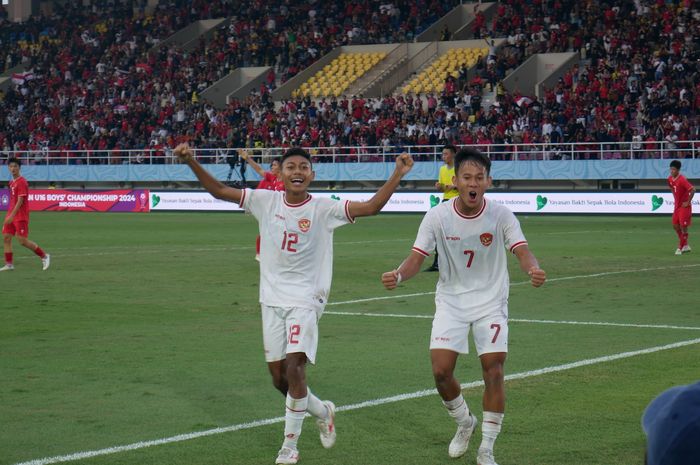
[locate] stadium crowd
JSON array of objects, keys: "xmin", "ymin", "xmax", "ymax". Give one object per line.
[{"xmin": 0, "ymin": 0, "xmax": 698, "ymax": 162}]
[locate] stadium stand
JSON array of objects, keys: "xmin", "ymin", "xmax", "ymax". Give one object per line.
[{"xmin": 0, "ymin": 0, "xmax": 697, "ymax": 159}]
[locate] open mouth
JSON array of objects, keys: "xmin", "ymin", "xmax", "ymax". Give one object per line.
[
  {"xmin": 291, "ymin": 177, "xmax": 304, "ymax": 185},
  {"xmin": 468, "ymin": 191, "xmax": 477, "ymax": 200}
]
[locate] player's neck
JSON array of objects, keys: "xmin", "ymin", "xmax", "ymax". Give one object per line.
[
  {"xmin": 455, "ymin": 196, "xmax": 484, "ymax": 217},
  {"xmin": 285, "ymin": 191, "xmax": 310, "ymax": 205},
  {"xmin": 12, "ymin": 173, "xmax": 21, "ymax": 180}
]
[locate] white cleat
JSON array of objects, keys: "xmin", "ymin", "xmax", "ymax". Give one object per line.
[
  {"xmin": 255, "ymin": 253, "xmax": 261, "ymax": 262},
  {"xmin": 448, "ymin": 413, "xmax": 477, "ymax": 458},
  {"xmin": 477, "ymin": 447, "xmax": 500, "ymax": 465},
  {"xmin": 275, "ymin": 446, "xmax": 299, "ymax": 464},
  {"xmin": 682, "ymin": 245, "xmax": 691, "ymax": 253},
  {"xmin": 316, "ymin": 400, "xmax": 336, "ymax": 449},
  {"xmin": 675, "ymin": 248, "xmax": 683, "ymax": 256},
  {"xmin": 42, "ymin": 254, "xmax": 51, "ymax": 270},
  {"xmin": 0, "ymin": 264, "xmax": 15, "ymax": 271}
]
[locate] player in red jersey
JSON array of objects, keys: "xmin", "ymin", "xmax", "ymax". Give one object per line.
[
  {"xmin": 668, "ymin": 160, "xmax": 695, "ymax": 255},
  {"xmin": 239, "ymin": 149, "xmax": 285, "ymax": 261},
  {"xmin": 2, "ymin": 158, "xmax": 50, "ymax": 271}
]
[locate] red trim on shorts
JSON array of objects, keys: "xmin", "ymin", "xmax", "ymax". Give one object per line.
[
  {"xmin": 239, "ymin": 188, "xmax": 247, "ymax": 208},
  {"xmin": 452, "ymin": 198, "xmax": 487, "ymax": 219},
  {"xmin": 284, "ymin": 194, "xmax": 312, "ymax": 207},
  {"xmin": 412, "ymin": 246, "xmax": 430, "ymax": 257},
  {"xmin": 510, "ymin": 241, "xmax": 528, "ymax": 253}
]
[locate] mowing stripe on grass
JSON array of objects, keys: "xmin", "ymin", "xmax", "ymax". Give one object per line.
[
  {"xmin": 14, "ymin": 238, "xmax": 414, "ymax": 260},
  {"xmin": 324, "ymin": 311, "xmax": 700, "ymax": 331},
  {"xmin": 13, "ymin": 337, "xmax": 700, "ymax": 465},
  {"xmin": 327, "ymin": 263, "xmax": 700, "ymax": 306}
]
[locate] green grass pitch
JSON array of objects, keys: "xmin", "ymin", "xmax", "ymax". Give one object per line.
[{"xmin": 1, "ymin": 212, "xmax": 699, "ymax": 465}]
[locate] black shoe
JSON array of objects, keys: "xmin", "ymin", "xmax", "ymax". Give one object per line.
[{"xmin": 424, "ymin": 264, "xmax": 439, "ymax": 272}]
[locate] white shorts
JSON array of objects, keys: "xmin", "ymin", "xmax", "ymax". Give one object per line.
[
  {"xmin": 430, "ymin": 307, "xmax": 509, "ymax": 356},
  {"xmin": 261, "ymin": 305, "xmax": 320, "ymax": 364}
]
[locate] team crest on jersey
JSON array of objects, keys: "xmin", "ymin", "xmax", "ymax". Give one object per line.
[
  {"xmin": 298, "ymin": 218, "xmax": 311, "ymax": 233},
  {"xmin": 480, "ymin": 233, "xmax": 493, "ymax": 247}
]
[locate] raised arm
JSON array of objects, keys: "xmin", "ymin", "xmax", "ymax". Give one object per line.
[
  {"xmin": 238, "ymin": 149, "xmax": 266, "ymax": 178},
  {"xmin": 381, "ymin": 251, "xmax": 426, "ymax": 290},
  {"xmin": 513, "ymin": 245, "xmax": 546, "ymax": 287},
  {"xmin": 174, "ymin": 143, "xmax": 243, "ymax": 203},
  {"xmin": 347, "ymin": 153, "xmax": 414, "ymax": 218}
]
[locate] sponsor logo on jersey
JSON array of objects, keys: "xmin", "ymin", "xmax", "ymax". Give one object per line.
[
  {"xmin": 446, "ymin": 235, "xmax": 461, "ymax": 241},
  {"xmin": 298, "ymin": 218, "xmax": 311, "ymax": 233},
  {"xmin": 480, "ymin": 233, "xmax": 493, "ymax": 247}
]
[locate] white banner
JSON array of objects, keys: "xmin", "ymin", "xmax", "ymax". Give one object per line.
[{"xmin": 149, "ymin": 191, "xmax": 697, "ymax": 214}]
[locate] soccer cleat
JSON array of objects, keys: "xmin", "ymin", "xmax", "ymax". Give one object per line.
[
  {"xmin": 255, "ymin": 253, "xmax": 261, "ymax": 262},
  {"xmin": 0, "ymin": 264, "xmax": 15, "ymax": 271},
  {"xmin": 42, "ymin": 254, "xmax": 51, "ymax": 270},
  {"xmin": 477, "ymin": 447, "xmax": 499, "ymax": 465},
  {"xmin": 316, "ymin": 400, "xmax": 336, "ymax": 449},
  {"xmin": 275, "ymin": 446, "xmax": 299, "ymax": 464},
  {"xmin": 675, "ymin": 248, "xmax": 683, "ymax": 256},
  {"xmin": 682, "ymin": 245, "xmax": 691, "ymax": 253},
  {"xmin": 448, "ymin": 413, "xmax": 477, "ymax": 458}
]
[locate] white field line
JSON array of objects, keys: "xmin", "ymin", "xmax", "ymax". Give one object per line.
[
  {"xmin": 324, "ymin": 311, "xmax": 700, "ymax": 331},
  {"xmin": 13, "ymin": 337, "xmax": 700, "ymax": 465},
  {"xmin": 327, "ymin": 263, "xmax": 700, "ymax": 306}
]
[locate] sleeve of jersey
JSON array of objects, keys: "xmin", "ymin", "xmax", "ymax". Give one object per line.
[
  {"xmin": 240, "ymin": 188, "xmax": 271, "ymax": 219},
  {"xmin": 411, "ymin": 210, "xmax": 436, "ymax": 257},
  {"xmin": 503, "ymin": 210, "xmax": 527, "ymax": 253},
  {"xmin": 17, "ymin": 179, "xmax": 29, "ymax": 197},
  {"xmin": 325, "ymin": 199, "xmax": 355, "ymax": 230}
]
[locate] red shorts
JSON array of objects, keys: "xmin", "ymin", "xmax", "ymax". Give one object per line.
[
  {"xmin": 672, "ymin": 208, "xmax": 692, "ymax": 228},
  {"xmin": 2, "ymin": 220, "xmax": 29, "ymax": 238}
]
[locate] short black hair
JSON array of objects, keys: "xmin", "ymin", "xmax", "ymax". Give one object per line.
[
  {"xmin": 281, "ymin": 147, "xmax": 312, "ymax": 167},
  {"xmin": 454, "ymin": 148, "xmax": 491, "ymax": 176},
  {"xmin": 670, "ymin": 160, "xmax": 682, "ymax": 170},
  {"xmin": 8, "ymin": 157, "xmax": 21, "ymax": 167},
  {"xmin": 443, "ymin": 144, "xmax": 457, "ymax": 154}
]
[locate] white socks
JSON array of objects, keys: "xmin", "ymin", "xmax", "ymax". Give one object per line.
[
  {"xmin": 283, "ymin": 393, "xmax": 308, "ymax": 450},
  {"xmin": 480, "ymin": 411, "xmax": 504, "ymax": 451},
  {"xmin": 282, "ymin": 388, "xmax": 330, "ymax": 450},
  {"xmin": 443, "ymin": 394, "xmax": 473, "ymax": 427},
  {"xmin": 306, "ymin": 388, "xmax": 329, "ymax": 420}
]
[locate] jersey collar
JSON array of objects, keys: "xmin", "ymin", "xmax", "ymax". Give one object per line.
[
  {"xmin": 283, "ymin": 193, "xmax": 312, "ymax": 208},
  {"xmin": 452, "ymin": 198, "xmax": 486, "ymax": 220}
]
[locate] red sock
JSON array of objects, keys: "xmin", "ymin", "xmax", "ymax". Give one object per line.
[
  {"xmin": 256, "ymin": 235, "xmax": 261, "ymax": 254},
  {"xmin": 681, "ymin": 233, "xmax": 689, "ymax": 248},
  {"xmin": 34, "ymin": 247, "xmax": 46, "ymax": 258},
  {"xmin": 4, "ymin": 252, "xmax": 12, "ymax": 264}
]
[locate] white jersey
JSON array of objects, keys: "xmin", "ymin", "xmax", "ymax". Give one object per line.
[
  {"xmin": 412, "ymin": 198, "xmax": 527, "ymax": 320},
  {"xmin": 240, "ymin": 189, "xmax": 354, "ymax": 311}
]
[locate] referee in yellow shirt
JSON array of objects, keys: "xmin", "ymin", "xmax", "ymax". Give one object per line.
[{"xmin": 426, "ymin": 144, "xmax": 458, "ymax": 271}]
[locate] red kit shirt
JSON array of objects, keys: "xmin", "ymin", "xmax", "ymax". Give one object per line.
[
  {"xmin": 668, "ymin": 175, "xmax": 694, "ymax": 209},
  {"xmin": 257, "ymin": 172, "xmax": 285, "ymax": 191},
  {"xmin": 7, "ymin": 176, "xmax": 30, "ymax": 222}
]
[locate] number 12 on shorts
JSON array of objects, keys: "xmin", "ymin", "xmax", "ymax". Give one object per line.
[{"xmin": 288, "ymin": 324, "xmax": 301, "ymax": 344}]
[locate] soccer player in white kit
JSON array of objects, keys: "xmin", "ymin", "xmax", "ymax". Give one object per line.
[
  {"xmin": 382, "ymin": 148, "xmax": 546, "ymax": 465},
  {"xmin": 174, "ymin": 144, "xmax": 414, "ymax": 464}
]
